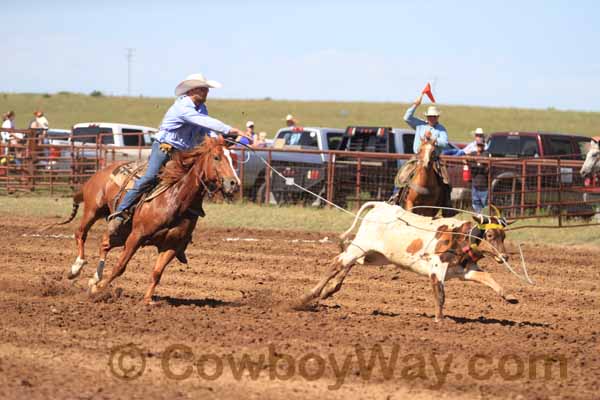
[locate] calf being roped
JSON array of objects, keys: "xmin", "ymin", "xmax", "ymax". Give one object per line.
[{"xmin": 297, "ymin": 202, "xmax": 517, "ymax": 322}]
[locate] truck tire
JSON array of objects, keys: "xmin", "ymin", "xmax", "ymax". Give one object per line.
[{"xmin": 256, "ymin": 182, "xmax": 277, "ymax": 205}]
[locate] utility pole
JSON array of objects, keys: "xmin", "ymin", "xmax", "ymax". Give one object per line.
[{"xmin": 126, "ymin": 48, "xmax": 135, "ymax": 96}]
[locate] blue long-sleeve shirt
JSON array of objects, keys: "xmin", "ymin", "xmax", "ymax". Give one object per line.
[
  {"xmin": 403, "ymin": 104, "xmax": 449, "ymax": 154},
  {"xmin": 154, "ymin": 95, "xmax": 232, "ymax": 150}
]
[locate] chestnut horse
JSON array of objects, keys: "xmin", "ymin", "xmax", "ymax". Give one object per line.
[
  {"xmin": 50, "ymin": 136, "xmax": 239, "ymax": 304},
  {"xmin": 400, "ymin": 140, "xmax": 446, "ymax": 217}
]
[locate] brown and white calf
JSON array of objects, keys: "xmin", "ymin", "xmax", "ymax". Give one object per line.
[{"xmin": 298, "ymin": 202, "xmax": 517, "ymax": 321}]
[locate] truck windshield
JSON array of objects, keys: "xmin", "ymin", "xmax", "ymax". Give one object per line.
[
  {"xmin": 72, "ymin": 126, "xmax": 113, "ymax": 144},
  {"xmin": 488, "ymin": 136, "xmax": 539, "ymax": 157}
]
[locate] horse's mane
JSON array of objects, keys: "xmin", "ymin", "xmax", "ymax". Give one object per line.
[{"xmin": 158, "ymin": 138, "xmax": 218, "ymax": 185}]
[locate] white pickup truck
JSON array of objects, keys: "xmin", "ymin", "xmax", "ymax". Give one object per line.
[{"xmin": 49, "ymin": 122, "xmax": 157, "ymax": 163}]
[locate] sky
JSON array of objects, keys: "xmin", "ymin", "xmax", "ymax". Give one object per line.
[{"xmin": 1, "ymin": 0, "xmax": 599, "ymax": 111}]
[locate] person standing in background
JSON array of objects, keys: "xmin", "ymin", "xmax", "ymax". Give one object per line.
[
  {"xmin": 469, "ymin": 141, "xmax": 490, "ymax": 214},
  {"xmin": 1, "ymin": 111, "xmax": 16, "ymax": 155},
  {"xmin": 285, "ymin": 114, "xmax": 297, "ymax": 127},
  {"xmin": 463, "ymin": 128, "xmax": 487, "ymax": 155}
]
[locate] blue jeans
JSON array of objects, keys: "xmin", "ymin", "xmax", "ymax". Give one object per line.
[
  {"xmin": 442, "ymin": 148, "xmax": 465, "ymax": 156},
  {"xmin": 117, "ymin": 141, "xmax": 169, "ymax": 212},
  {"xmin": 472, "ymin": 187, "xmax": 488, "ymax": 214}
]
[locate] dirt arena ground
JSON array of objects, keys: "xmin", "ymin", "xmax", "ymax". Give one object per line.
[{"xmin": 1, "ymin": 216, "xmax": 599, "ymax": 399}]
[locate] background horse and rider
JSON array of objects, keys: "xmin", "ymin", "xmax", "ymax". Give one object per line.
[{"xmin": 390, "ymin": 139, "xmax": 456, "ymax": 217}]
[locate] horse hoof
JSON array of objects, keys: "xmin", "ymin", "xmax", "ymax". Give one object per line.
[
  {"xmin": 66, "ymin": 270, "xmax": 79, "ymax": 280},
  {"xmin": 67, "ymin": 259, "xmax": 87, "ymax": 280},
  {"xmin": 504, "ymin": 294, "xmax": 519, "ymax": 304},
  {"xmin": 144, "ymin": 299, "xmax": 162, "ymax": 307}
]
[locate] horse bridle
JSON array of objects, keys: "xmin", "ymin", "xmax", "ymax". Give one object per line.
[{"xmin": 199, "ymin": 146, "xmax": 227, "ymax": 199}]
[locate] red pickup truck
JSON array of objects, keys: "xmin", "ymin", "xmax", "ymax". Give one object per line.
[{"xmin": 482, "ymin": 131, "xmax": 592, "ymax": 216}]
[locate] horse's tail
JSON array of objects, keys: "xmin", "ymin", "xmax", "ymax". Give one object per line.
[
  {"xmin": 338, "ymin": 201, "xmax": 380, "ymax": 251},
  {"xmin": 38, "ymin": 191, "xmax": 84, "ymax": 232}
]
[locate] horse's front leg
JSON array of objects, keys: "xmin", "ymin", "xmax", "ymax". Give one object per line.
[
  {"xmin": 143, "ymin": 249, "xmax": 178, "ymax": 305},
  {"xmin": 89, "ymin": 231, "xmax": 142, "ymax": 298},
  {"xmin": 88, "ymin": 232, "xmax": 112, "ymax": 289}
]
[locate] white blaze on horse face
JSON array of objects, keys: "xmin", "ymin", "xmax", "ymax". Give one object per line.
[
  {"xmin": 581, "ymin": 141, "xmax": 599, "ymax": 177},
  {"xmin": 422, "ymin": 142, "xmax": 432, "ymax": 168},
  {"xmin": 223, "ymin": 148, "xmax": 241, "ymax": 185}
]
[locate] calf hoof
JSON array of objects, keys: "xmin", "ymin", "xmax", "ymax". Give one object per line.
[
  {"xmin": 144, "ymin": 299, "xmax": 162, "ymax": 307},
  {"xmin": 290, "ymin": 294, "xmax": 316, "ymax": 311},
  {"xmin": 504, "ymin": 294, "xmax": 519, "ymax": 304}
]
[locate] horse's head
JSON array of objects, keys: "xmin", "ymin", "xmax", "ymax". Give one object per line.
[
  {"xmin": 470, "ymin": 214, "xmax": 515, "ymax": 263},
  {"xmin": 417, "ymin": 139, "xmax": 437, "ymax": 169},
  {"xmin": 195, "ymin": 136, "xmax": 240, "ymax": 198},
  {"xmin": 580, "ymin": 139, "xmax": 600, "ymax": 178}
]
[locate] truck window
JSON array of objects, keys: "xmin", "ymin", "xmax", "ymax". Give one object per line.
[
  {"xmin": 326, "ymin": 132, "xmax": 344, "ymax": 150},
  {"xmin": 576, "ymin": 139, "xmax": 590, "ymax": 159},
  {"xmin": 546, "ymin": 137, "xmax": 573, "ymax": 157},
  {"xmin": 403, "ymin": 134, "xmax": 415, "ymax": 155},
  {"xmin": 278, "ymin": 130, "xmax": 319, "ymax": 148},
  {"xmin": 122, "ymin": 128, "xmax": 144, "ymax": 146},
  {"xmin": 72, "ymin": 126, "xmax": 113, "ymax": 144},
  {"xmin": 345, "ymin": 130, "xmax": 394, "ymax": 153},
  {"xmin": 488, "ymin": 136, "xmax": 538, "ymax": 157},
  {"xmin": 101, "ymin": 133, "xmax": 114, "ymax": 145}
]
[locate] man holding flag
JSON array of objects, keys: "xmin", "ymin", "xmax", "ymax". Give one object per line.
[{"xmin": 390, "ymin": 84, "xmax": 455, "ymax": 216}]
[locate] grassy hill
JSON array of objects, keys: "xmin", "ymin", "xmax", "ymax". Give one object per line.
[{"xmin": 1, "ymin": 92, "xmax": 599, "ymax": 142}]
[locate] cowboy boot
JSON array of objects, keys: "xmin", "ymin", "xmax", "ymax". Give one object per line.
[{"xmin": 107, "ymin": 210, "xmax": 129, "ymax": 237}]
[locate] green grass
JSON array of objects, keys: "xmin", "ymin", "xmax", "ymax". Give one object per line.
[
  {"xmin": 2, "ymin": 196, "xmax": 600, "ymax": 246},
  {"xmin": 2, "ymin": 92, "xmax": 600, "ymax": 142}
]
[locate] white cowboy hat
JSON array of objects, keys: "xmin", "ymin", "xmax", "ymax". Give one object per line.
[
  {"xmin": 285, "ymin": 114, "xmax": 294, "ymax": 121},
  {"xmin": 174, "ymin": 73, "xmax": 222, "ymax": 96},
  {"xmin": 246, "ymin": 121, "xmax": 254, "ymax": 128},
  {"xmin": 471, "ymin": 127, "xmax": 485, "ymax": 136},
  {"xmin": 424, "ymin": 106, "xmax": 441, "ymax": 117}
]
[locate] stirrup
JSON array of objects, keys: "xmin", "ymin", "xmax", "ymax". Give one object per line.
[{"xmin": 107, "ymin": 210, "xmax": 129, "ymax": 221}]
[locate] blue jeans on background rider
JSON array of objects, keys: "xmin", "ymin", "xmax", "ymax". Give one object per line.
[
  {"xmin": 117, "ymin": 140, "xmax": 169, "ymax": 213},
  {"xmin": 471, "ymin": 187, "xmax": 488, "ymax": 214}
]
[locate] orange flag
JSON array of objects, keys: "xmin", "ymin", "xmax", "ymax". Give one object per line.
[{"xmin": 422, "ymin": 82, "xmax": 436, "ymax": 103}]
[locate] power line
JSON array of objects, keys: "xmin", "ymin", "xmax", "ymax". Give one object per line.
[{"xmin": 126, "ymin": 48, "xmax": 135, "ymax": 96}]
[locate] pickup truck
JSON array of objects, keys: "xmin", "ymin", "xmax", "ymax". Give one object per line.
[
  {"xmin": 49, "ymin": 122, "xmax": 157, "ymax": 160},
  {"xmin": 240, "ymin": 125, "xmax": 467, "ymax": 207},
  {"xmin": 484, "ymin": 131, "xmax": 591, "ymax": 216},
  {"xmin": 233, "ymin": 126, "xmax": 345, "ymax": 203},
  {"xmin": 331, "ymin": 126, "xmax": 415, "ymax": 207}
]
